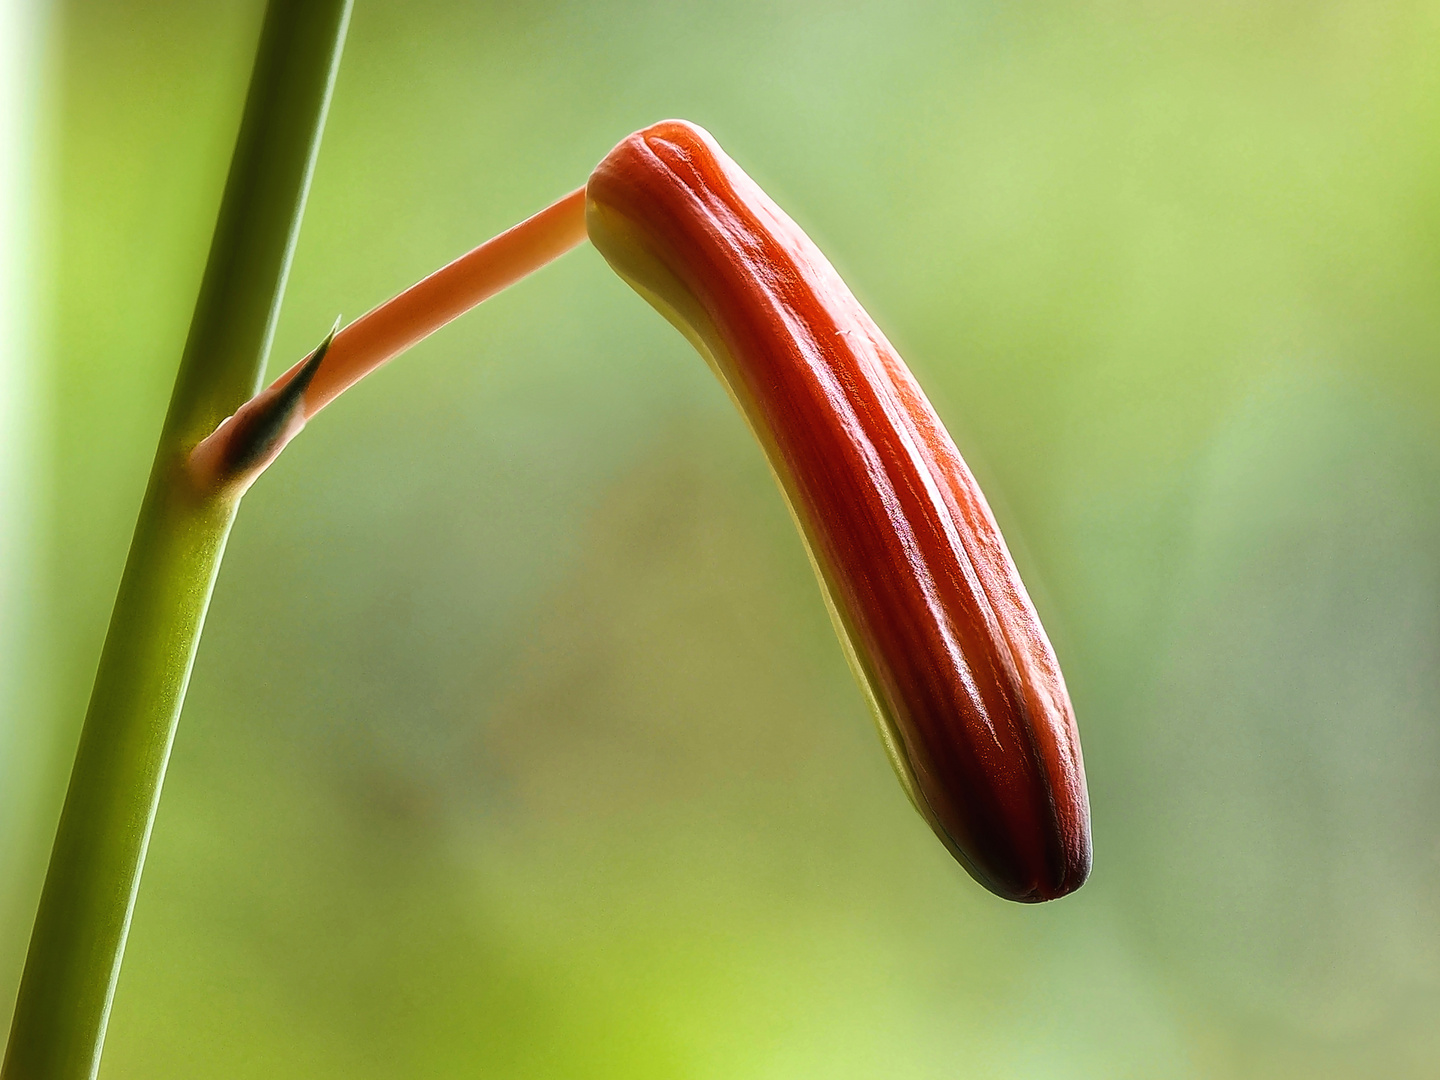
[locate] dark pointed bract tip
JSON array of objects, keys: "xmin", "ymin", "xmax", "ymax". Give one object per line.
[
  {"xmin": 189, "ymin": 315, "xmax": 342, "ymax": 497},
  {"xmin": 216, "ymin": 315, "xmax": 339, "ymax": 478}
]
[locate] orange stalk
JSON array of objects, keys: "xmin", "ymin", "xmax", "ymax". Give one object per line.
[
  {"xmin": 303, "ymin": 185, "xmax": 587, "ymax": 416},
  {"xmin": 190, "ymin": 185, "xmax": 587, "ymax": 492}
]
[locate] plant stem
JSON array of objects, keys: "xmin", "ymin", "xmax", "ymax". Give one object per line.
[{"xmin": 2, "ymin": 3, "xmax": 351, "ymax": 1077}]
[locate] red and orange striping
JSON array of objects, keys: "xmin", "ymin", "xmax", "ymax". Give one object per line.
[{"xmin": 587, "ymin": 121, "xmax": 1090, "ymax": 901}]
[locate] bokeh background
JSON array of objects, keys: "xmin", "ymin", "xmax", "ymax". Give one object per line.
[{"xmin": 4, "ymin": 0, "xmax": 1440, "ymax": 1075}]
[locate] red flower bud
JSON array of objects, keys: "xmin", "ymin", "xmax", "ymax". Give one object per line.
[{"xmin": 586, "ymin": 121, "xmax": 1091, "ymax": 901}]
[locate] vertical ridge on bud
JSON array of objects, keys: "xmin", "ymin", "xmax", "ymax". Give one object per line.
[{"xmin": 586, "ymin": 120, "xmax": 1091, "ymax": 901}]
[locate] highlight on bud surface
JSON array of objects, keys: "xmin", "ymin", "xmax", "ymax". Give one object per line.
[{"xmin": 586, "ymin": 120, "xmax": 1091, "ymax": 901}]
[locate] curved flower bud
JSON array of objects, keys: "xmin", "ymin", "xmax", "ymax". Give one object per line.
[{"xmin": 586, "ymin": 120, "xmax": 1090, "ymax": 901}]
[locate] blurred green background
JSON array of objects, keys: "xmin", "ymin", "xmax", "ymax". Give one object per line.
[{"xmin": 5, "ymin": 0, "xmax": 1440, "ymax": 1075}]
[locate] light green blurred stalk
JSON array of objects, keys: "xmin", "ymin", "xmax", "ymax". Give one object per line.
[
  {"xmin": 0, "ymin": 0, "xmax": 48, "ymax": 1036},
  {"xmin": 2, "ymin": 2, "xmax": 351, "ymax": 1077}
]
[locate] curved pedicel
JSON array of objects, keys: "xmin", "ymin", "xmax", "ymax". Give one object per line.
[{"xmin": 586, "ymin": 120, "xmax": 1091, "ymax": 902}]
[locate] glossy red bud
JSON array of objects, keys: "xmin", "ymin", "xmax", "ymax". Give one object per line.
[{"xmin": 586, "ymin": 120, "xmax": 1091, "ymax": 901}]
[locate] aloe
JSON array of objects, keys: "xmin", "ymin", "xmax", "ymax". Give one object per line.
[{"xmin": 2, "ymin": 3, "xmax": 351, "ymax": 1076}]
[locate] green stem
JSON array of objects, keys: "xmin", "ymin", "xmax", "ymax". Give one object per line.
[{"xmin": 2, "ymin": 3, "xmax": 351, "ymax": 1076}]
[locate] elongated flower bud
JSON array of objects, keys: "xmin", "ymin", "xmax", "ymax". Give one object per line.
[{"xmin": 587, "ymin": 121, "xmax": 1090, "ymax": 901}]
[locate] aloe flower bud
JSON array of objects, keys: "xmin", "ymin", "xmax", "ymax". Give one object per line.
[{"xmin": 586, "ymin": 121, "xmax": 1091, "ymax": 901}]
